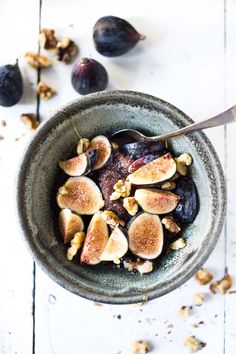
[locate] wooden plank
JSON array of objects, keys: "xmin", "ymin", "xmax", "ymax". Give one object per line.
[
  {"xmin": 35, "ymin": 1, "xmax": 227, "ymax": 353},
  {"xmin": 0, "ymin": 1, "xmax": 40, "ymax": 353},
  {"xmin": 225, "ymin": 0, "xmax": 236, "ymax": 352}
]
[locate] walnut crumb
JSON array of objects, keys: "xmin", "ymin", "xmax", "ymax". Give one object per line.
[
  {"xmin": 161, "ymin": 181, "xmax": 176, "ymax": 190},
  {"xmin": 169, "ymin": 237, "xmax": 186, "ymax": 250},
  {"xmin": 67, "ymin": 231, "xmax": 85, "ymax": 261},
  {"xmin": 101, "ymin": 210, "xmax": 125, "ymax": 228},
  {"xmin": 175, "ymin": 153, "xmax": 192, "ymax": 176},
  {"xmin": 57, "ymin": 37, "xmax": 78, "ymax": 63},
  {"xmin": 177, "ymin": 306, "xmax": 192, "ymax": 317},
  {"xmin": 162, "ymin": 215, "xmax": 181, "ymax": 233},
  {"xmin": 123, "ymin": 258, "xmax": 152, "ymax": 275},
  {"xmin": 0, "ymin": 134, "xmax": 4, "ymax": 141},
  {"xmin": 184, "ymin": 336, "xmax": 206, "ymax": 353},
  {"xmin": 37, "ymin": 82, "xmax": 55, "ymax": 100},
  {"xmin": 25, "ymin": 52, "xmax": 51, "ymax": 68},
  {"xmin": 110, "ymin": 179, "xmax": 131, "ymax": 200},
  {"xmin": 193, "ymin": 293, "xmax": 205, "ymax": 306},
  {"xmin": 39, "ymin": 28, "xmax": 58, "ymax": 49},
  {"xmin": 210, "ymin": 273, "xmax": 233, "ymax": 295},
  {"xmin": 123, "ymin": 197, "xmax": 138, "ymax": 216},
  {"xmin": 136, "ymin": 261, "xmax": 153, "ymax": 275},
  {"xmin": 195, "ymin": 268, "xmax": 213, "ymax": 285},
  {"xmin": 1, "ymin": 120, "xmax": 6, "ymax": 127},
  {"xmin": 20, "ymin": 114, "xmax": 39, "ymax": 132},
  {"xmin": 131, "ymin": 340, "xmax": 151, "ymax": 354}
]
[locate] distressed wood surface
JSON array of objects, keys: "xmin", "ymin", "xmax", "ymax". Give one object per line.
[{"xmin": 0, "ymin": 1, "xmax": 235, "ymax": 353}]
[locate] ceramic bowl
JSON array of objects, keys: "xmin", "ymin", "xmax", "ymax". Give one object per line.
[{"xmin": 16, "ymin": 90, "xmax": 226, "ymax": 304}]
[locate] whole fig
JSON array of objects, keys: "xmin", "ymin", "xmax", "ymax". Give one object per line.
[
  {"xmin": 93, "ymin": 16, "xmax": 145, "ymax": 57},
  {"xmin": 71, "ymin": 58, "xmax": 108, "ymax": 95},
  {"xmin": 0, "ymin": 61, "xmax": 23, "ymax": 107}
]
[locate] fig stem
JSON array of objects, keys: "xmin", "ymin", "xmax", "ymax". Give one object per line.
[{"xmin": 139, "ymin": 34, "xmax": 146, "ymax": 40}]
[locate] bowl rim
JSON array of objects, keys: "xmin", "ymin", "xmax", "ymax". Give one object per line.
[{"xmin": 16, "ymin": 90, "xmax": 226, "ymax": 304}]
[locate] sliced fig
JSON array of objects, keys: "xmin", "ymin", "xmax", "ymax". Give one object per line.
[
  {"xmin": 121, "ymin": 141, "xmax": 166, "ymax": 160},
  {"xmin": 174, "ymin": 176, "xmax": 198, "ymax": 223},
  {"xmin": 100, "ymin": 226, "xmax": 128, "ymax": 262},
  {"xmin": 134, "ymin": 188, "xmax": 180, "ymax": 214},
  {"xmin": 59, "ymin": 149, "xmax": 97, "ymax": 176},
  {"xmin": 128, "ymin": 212, "xmax": 164, "ymax": 259},
  {"xmin": 128, "ymin": 153, "xmax": 166, "ymax": 173},
  {"xmin": 90, "ymin": 135, "xmax": 112, "ymax": 170},
  {"xmin": 80, "ymin": 212, "xmax": 109, "ymax": 265},
  {"xmin": 59, "ymin": 208, "xmax": 84, "ymax": 244},
  {"xmin": 127, "ymin": 153, "xmax": 176, "ymax": 185},
  {"xmin": 57, "ymin": 176, "xmax": 104, "ymax": 215}
]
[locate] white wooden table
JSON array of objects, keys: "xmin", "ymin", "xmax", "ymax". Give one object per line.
[{"xmin": 0, "ymin": 1, "xmax": 236, "ymax": 353}]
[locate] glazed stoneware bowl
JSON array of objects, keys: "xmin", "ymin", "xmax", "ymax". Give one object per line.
[{"xmin": 16, "ymin": 90, "xmax": 226, "ymax": 304}]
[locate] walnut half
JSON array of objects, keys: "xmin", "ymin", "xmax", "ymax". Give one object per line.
[
  {"xmin": 39, "ymin": 28, "xmax": 58, "ymax": 50},
  {"xmin": 25, "ymin": 52, "xmax": 51, "ymax": 68},
  {"xmin": 37, "ymin": 81, "xmax": 55, "ymax": 100},
  {"xmin": 57, "ymin": 38, "xmax": 78, "ymax": 64}
]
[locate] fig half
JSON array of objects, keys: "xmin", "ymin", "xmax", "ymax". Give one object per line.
[
  {"xmin": 59, "ymin": 208, "xmax": 84, "ymax": 244},
  {"xmin": 134, "ymin": 188, "xmax": 180, "ymax": 214},
  {"xmin": 90, "ymin": 135, "xmax": 112, "ymax": 170},
  {"xmin": 100, "ymin": 226, "xmax": 128, "ymax": 262},
  {"xmin": 127, "ymin": 153, "xmax": 176, "ymax": 185},
  {"xmin": 57, "ymin": 176, "xmax": 104, "ymax": 215},
  {"xmin": 128, "ymin": 213, "xmax": 164, "ymax": 259},
  {"xmin": 80, "ymin": 212, "xmax": 109, "ymax": 265},
  {"xmin": 59, "ymin": 149, "xmax": 97, "ymax": 176}
]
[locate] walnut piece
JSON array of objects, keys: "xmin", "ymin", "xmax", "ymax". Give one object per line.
[
  {"xmin": 37, "ymin": 81, "xmax": 55, "ymax": 100},
  {"xmin": 25, "ymin": 52, "xmax": 51, "ymax": 68},
  {"xmin": 67, "ymin": 231, "xmax": 85, "ymax": 261},
  {"xmin": 210, "ymin": 273, "xmax": 233, "ymax": 295},
  {"xmin": 184, "ymin": 336, "xmax": 206, "ymax": 353},
  {"xmin": 195, "ymin": 268, "xmax": 213, "ymax": 285},
  {"xmin": 162, "ymin": 215, "xmax": 181, "ymax": 233},
  {"xmin": 123, "ymin": 197, "xmax": 138, "ymax": 216},
  {"xmin": 21, "ymin": 114, "xmax": 39, "ymax": 132},
  {"xmin": 177, "ymin": 306, "xmax": 192, "ymax": 317},
  {"xmin": 161, "ymin": 181, "xmax": 176, "ymax": 190},
  {"xmin": 110, "ymin": 179, "xmax": 131, "ymax": 200},
  {"xmin": 76, "ymin": 138, "xmax": 90, "ymax": 154},
  {"xmin": 175, "ymin": 153, "xmax": 192, "ymax": 176},
  {"xmin": 131, "ymin": 340, "xmax": 151, "ymax": 354},
  {"xmin": 136, "ymin": 261, "xmax": 153, "ymax": 275},
  {"xmin": 169, "ymin": 237, "xmax": 186, "ymax": 250},
  {"xmin": 57, "ymin": 37, "xmax": 78, "ymax": 63},
  {"xmin": 101, "ymin": 210, "xmax": 125, "ymax": 227},
  {"xmin": 39, "ymin": 28, "xmax": 58, "ymax": 49},
  {"xmin": 193, "ymin": 293, "xmax": 205, "ymax": 306}
]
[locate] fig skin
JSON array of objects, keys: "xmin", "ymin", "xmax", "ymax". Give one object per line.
[
  {"xmin": 128, "ymin": 212, "xmax": 164, "ymax": 260},
  {"xmin": 93, "ymin": 16, "xmax": 145, "ymax": 57},
  {"xmin": 71, "ymin": 58, "xmax": 108, "ymax": 95},
  {"xmin": 174, "ymin": 176, "xmax": 198, "ymax": 223},
  {"xmin": 80, "ymin": 212, "xmax": 109, "ymax": 265},
  {"xmin": 121, "ymin": 141, "xmax": 166, "ymax": 160},
  {"xmin": 90, "ymin": 135, "xmax": 112, "ymax": 170},
  {"xmin": 0, "ymin": 61, "xmax": 23, "ymax": 107},
  {"xmin": 59, "ymin": 149, "xmax": 97, "ymax": 176}
]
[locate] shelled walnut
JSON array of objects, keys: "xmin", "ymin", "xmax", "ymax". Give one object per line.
[
  {"xmin": 195, "ymin": 268, "xmax": 213, "ymax": 285},
  {"xmin": 20, "ymin": 114, "xmax": 39, "ymax": 132},
  {"xmin": 131, "ymin": 340, "xmax": 151, "ymax": 354},
  {"xmin": 39, "ymin": 28, "xmax": 58, "ymax": 50},
  {"xmin": 57, "ymin": 37, "xmax": 78, "ymax": 63},
  {"xmin": 25, "ymin": 52, "xmax": 51, "ymax": 68},
  {"xmin": 37, "ymin": 81, "xmax": 55, "ymax": 100},
  {"xmin": 162, "ymin": 215, "xmax": 181, "ymax": 233}
]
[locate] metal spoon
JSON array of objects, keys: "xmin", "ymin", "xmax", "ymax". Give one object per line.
[{"xmin": 111, "ymin": 106, "xmax": 236, "ymax": 141}]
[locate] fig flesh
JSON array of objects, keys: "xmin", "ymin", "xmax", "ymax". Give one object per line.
[
  {"xmin": 80, "ymin": 212, "xmax": 109, "ymax": 265},
  {"xmin": 128, "ymin": 153, "xmax": 166, "ymax": 174},
  {"xmin": 127, "ymin": 153, "xmax": 176, "ymax": 185},
  {"xmin": 90, "ymin": 135, "xmax": 112, "ymax": 170},
  {"xmin": 71, "ymin": 58, "xmax": 108, "ymax": 95},
  {"xmin": 100, "ymin": 226, "xmax": 128, "ymax": 262},
  {"xmin": 59, "ymin": 149, "xmax": 97, "ymax": 176},
  {"xmin": 135, "ymin": 188, "xmax": 180, "ymax": 214},
  {"xmin": 0, "ymin": 61, "xmax": 23, "ymax": 107},
  {"xmin": 128, "ymin": 213, "xmax": 164, "ymax": 259},
  {"xmin": 93, "ymin": 16, "xmax": 145, "ymax": 57},
  {"xmin": 57, "ymin": 176, "xmax": 104, "ymax": 215},
  {"xmin": 59, "ymin": 208, "xmax": 84, "ymax": 244},
  {"xmin": 121, "ymin": 141, "xmax": 166, "ymax": 160},
  {"xmin": 174, "ymin": 176, "xmax": 198, "ymax": 223}
]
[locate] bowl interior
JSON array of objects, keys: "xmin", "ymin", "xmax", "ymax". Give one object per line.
[{"xmin": 17, "ymin": 91, "xmax": 225, "ymax": 304}]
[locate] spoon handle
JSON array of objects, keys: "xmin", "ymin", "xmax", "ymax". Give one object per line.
[{"xmin": 154, "ymin": 106, "xmax": 236, "ymax": 141}]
